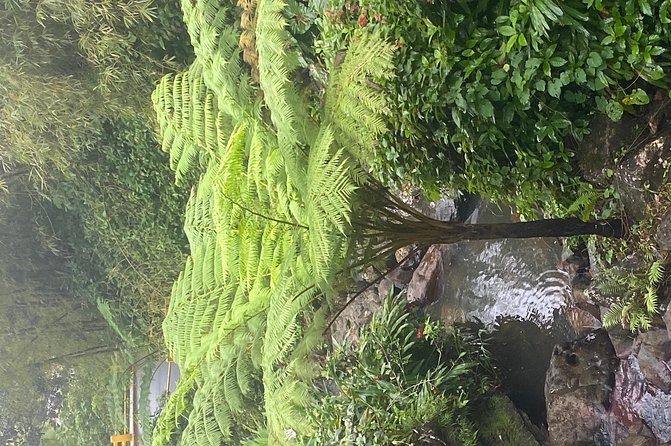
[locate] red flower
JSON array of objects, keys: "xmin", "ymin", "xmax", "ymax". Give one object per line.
[
  {"xmin": 373, "ymin": 11, "xmax": 381, "ymax": 22},
  {"xmin": 395, "ymin": 39, "xmax": 404, "ymax": 48},
  {"xmin": 416, "ymin": 323, "xmax": 424, "ymax": 339},
  {"xmin": 324, "ymin": 7, "xmax": 334, "ymax": 15},
  {"xmin": 357, "ymin": 13, "xmax": 368, "ymax": 26}
]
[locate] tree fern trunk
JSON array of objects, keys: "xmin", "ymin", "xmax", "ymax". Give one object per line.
[{"xmin": 430, "ymin": 218, "xmax": 625, "ymax": 243}]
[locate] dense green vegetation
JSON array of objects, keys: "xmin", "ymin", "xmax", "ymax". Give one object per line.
[
  {"xmin": 0, "ymin": 0, "xmax": 193, "ymax": 442},
  {"xmin": 1, "ymin": 0, "xmax": 671, "ymax": 444},
  {"xmin": 308, "ymin": 295, "xmax": 492, "ymax": 445},
  {"xmin": 317, "ymin": 0, "xmax": 671, "ymax": 216}
]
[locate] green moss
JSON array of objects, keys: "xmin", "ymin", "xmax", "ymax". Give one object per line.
[{"xmin": 474, "ymin": 394, "xmax": 540, "ymax": 446}]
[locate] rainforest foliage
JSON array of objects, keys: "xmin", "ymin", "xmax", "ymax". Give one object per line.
[
  {"xmin": 308, "ymin": 295, "xmax": 493, "ymax": 446},
  {"xmin": 2, "ymin": 0, "xmax": 671, "ymax": 444},
  {"xmin": 0, "ymin": 0, "xmax": 192, "ymax": 442},
  {"xmin": 317, "ymin": 0, "xmax": 671, "ymax": 215}
]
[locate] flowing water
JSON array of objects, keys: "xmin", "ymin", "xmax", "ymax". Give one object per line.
[{"xmin": 429, "ymin": 202, "xmax": 577, "ymax": 424}]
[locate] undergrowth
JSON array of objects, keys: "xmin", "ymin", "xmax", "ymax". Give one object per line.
[
  {"xmin": 591, "ymin": 183, "xmax": 671, "ymax": 331},
  {"xmin": 305, "ymin": 293, "xmax": 493, "ymax": 446}
]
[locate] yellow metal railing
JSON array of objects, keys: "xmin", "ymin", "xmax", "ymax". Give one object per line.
[{"xmin": 110, "ymin": 433, "xmax": 133, "ymax": 446}]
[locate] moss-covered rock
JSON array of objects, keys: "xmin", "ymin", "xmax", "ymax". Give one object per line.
[{"xmin": 473, "ymin": 394, "xmax": 540, "ymax": 446}]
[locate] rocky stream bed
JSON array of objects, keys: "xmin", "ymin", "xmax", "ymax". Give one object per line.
[{"xmin": 330, "ymin": 112, "xmax": 671, "ymax": 445}]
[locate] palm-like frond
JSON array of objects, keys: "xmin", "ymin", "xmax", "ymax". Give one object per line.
[
  {"xmin": 180, "ymin": 0, "xmax": 252, "ymax": 119},
  {"xmin": 322, "ymin": 31, "xmax": 395, "ymax": 156}
]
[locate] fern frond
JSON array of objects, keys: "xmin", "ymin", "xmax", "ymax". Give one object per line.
[
  {"xmin": 644, "ymin": 285, "xmax": 658, "ymax": 314},
  {"xmin": 565, "ymin": 185, "xmax": 599, "ymax": 220},
  {"xmin": 181, "ymin": 0, "xmax": 252, "ymax": 119},
  {"xmin": 305, "ymin": 125, "xmax": 357, "ymax": 285},
  {"xmin": 323, "ymin": 31, "xmax": 395, "ymax": 156},
  {"xmin": 647, "ymin": 260, "xmax": 664, "ymax": 284},
  {"xmin": 255, "ymin": 0, "xmax": 314, "ymax": 156},
  {"xmin": 152, "ymin": 65, "xmax": 231, "ymax": 186}
]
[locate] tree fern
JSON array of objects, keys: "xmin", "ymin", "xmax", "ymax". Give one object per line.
[
  {"xmin": 180, "ymin": 0, "xmax": 252, "ymax": 119},
  {"xmin": 255, "ymin": 0, "xmax": 312, "ymax": 156},
  {"xmin": 151, "ymin": 10, "xmax": 415, "ymax": 441}
]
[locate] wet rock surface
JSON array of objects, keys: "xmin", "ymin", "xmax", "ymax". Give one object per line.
[
  {"xmin": 610, "ymin": 352, "xmax": 671, "ymax": 445},
  {"xmin": 633, "ymin": 330, "xmax": 671, "ymax": 393},
  {"xmin": 545, "ymin": 329, "xmax": 617, "ymax": 446},
  {"xmin": 554, "ymin": 250, "xmax": 671, "ymax": 445},
  {"xmin": 546, "ymin": 115, "xmax": 671, "ymax": 445},
  {"xmin": 656, "ymin": 209, "xmax": 671, "ymax": 252},
  {"xmin": 407, "ymin": 244, "xmax": 447, "ymax": 306},
  {"xmin": 329, "ymin": 282, "xmax": 382, "ymax": 346},
  {"xmin": 614, "ymin": 130, "xmax": 671, "ymax": 221},
  {"xmin": 576, "ymin": 113, "xmax": 644, "ymax": 187}
]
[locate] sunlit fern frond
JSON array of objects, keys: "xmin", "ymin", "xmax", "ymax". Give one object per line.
[
  {"xmin": 305, "ymin": 125, "xmax": 358, "ymax": 286},
  {"xmin": 565, "ymin": 184, "xmax": 600, "ymax": 220},
  {"xmin": 255, "ymin": 0, "xmax": 314, "ymax": 158},
  {"xmin": 180, "ymin": 0, "xmax": 252, "ymax": 119},
  {"xmin": 151, "ymin": 365, "xmax": 199, "ymax": 446},
  {"xmin": 595, "ymin": 277, "xmax": 629, "ymax": 298},
  {"xmin": 152, "ymin": 65, "xmax": 233, "ymax": 185},
  {"xmin": 647, "ymin": 260, "xmax": 664, "ymax": 284},
  {"xmin": 323, "ymin": 31, "xmax": 394, "ymax": 156},
  {"xmin": 643, "ymin": 285, "xmax": 658, "ymax": 314},
  {"xmin": 629, "ymin": 309, "xmax": 653, "ymax": 332}
]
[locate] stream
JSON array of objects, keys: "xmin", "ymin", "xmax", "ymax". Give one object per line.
[{"xmin": 428, "ymin": 201, "xmax": 577, "ymax": 425}]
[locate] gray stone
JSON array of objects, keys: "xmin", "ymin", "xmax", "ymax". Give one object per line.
[
  {"xmin": 614, "ymin": 130, "xmax": 671, "ymax": 222},
  {"xmin": 656, "ymin": 208, "xmax": 671, "ymax": 251},
  {"xmin": 545, "ymin": 329, "xmax": 618, "ymax": 446},
  {"xmin": 638, "ymin": 391, "xmax": 671, "ymax": 443},
  {"xmin": 576, "ymin": 113, "xmax": 643, "ymax": 187},
  {"xmin": 664, "ymin": 303, "xmax": 671, "ymax": 341},
  {"xmin": 377, "ymin": 278, "xmax": 395, "ymax": 299},
  {"xmin": 329, "ymin": 285, "xmax": 381, "ymax": 346},
  {"xmin": 633, "ymin": 328, "xmax": 671, "ymax": 392},
  {"xmin": 395, "ymin": 245, "xmax": 413, "ymax": 264},
  {"xmin": 610, "ymin": 354, "xmax": 671, "ymax": 444}
]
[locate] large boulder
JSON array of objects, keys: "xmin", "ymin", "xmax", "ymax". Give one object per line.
[
  {"xmin": 329, "ymin": 283, "xmax": 382, "ymax": 345},
  {"xmin": 577, "ymin": 113, "xmax": 671, "ymax": 222},
  {"xmin": 614, "ymin": 130, "xmax": 671, "ymax": 221},
  {"xmin": 576, "ymin": 113, "xmax": 644, "ymax": 188},
  {"xmin": 632, "ymin": 329, "xmax": 671, "ymax": 393},
  {"xmin": 610, "ymin": 354, "xmax": 671, "ymax": 445},
  {"xmin": 545, "ymin": 329, "xmax": 618, "ymax": 446},
  {"xmin": 407, "ymin": 244, "xmax": 448, "ymax": 306},
  {"xmin": 656, "ymin": 209, "xmax": 671, "ymax": 252}
]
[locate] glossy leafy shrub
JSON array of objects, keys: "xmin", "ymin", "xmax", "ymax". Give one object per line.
[
  {"xmin": 306, "ymin": 295, "xmax": 492, "ymax": 445},
  {"xmin": 316, "ymin": 0, "xmax": 670, "ymax": 215}
]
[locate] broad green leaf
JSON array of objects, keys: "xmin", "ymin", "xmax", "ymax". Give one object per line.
[
  {"xmin": 547, "ymin": 79, "xmax": 561, "ymax": 98},
  {"xmin": 499, "ymin": 26, "xmax": 516, "ymax": 36},
  {"xmin": 605, "ymin": 100, "xmax": 623, "ymax": 121},
  {"xmin": 622, "ymin": 88, "xmax": 650, "ymax": 105},
  {"xmin": 587, "ymin": 51, "xmax": 603, "ymax": 67},
  {"xmin": 517, "ymin": 33, "xmax": 528, "ymax": 46}
]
